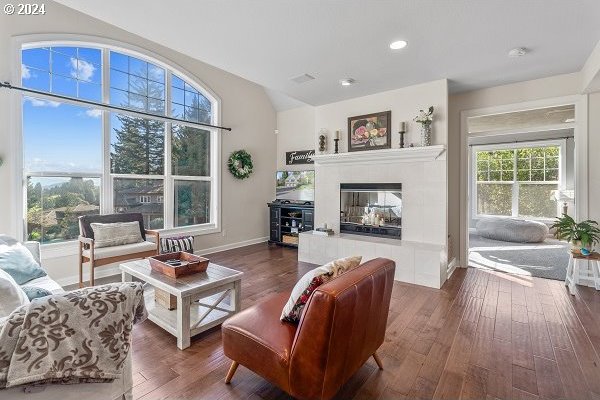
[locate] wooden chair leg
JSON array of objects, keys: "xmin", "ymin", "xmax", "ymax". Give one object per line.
[
  {"xmin": 225, "ymin": 361, "xmax": 239, "ymax": 384},
  {"xmin": 372, "ymin": 351, "xmax": 384, "ymax": 370},
  {"xmin": 78, "ymin": 256, "xmax": 83, "ymax": 289},
  {"xmin": 89, "ymin": 262, "xmax": 95, "ymax": 287}
]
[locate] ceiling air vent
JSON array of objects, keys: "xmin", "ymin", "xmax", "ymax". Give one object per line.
[{"xmin": 290, "ymin": 73, "xmax": 315, "ymax": 84}]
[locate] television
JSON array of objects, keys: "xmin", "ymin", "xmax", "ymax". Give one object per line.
[{"xmin": 275, "ymin": 170, "xmax": 315, "ymax": 202}]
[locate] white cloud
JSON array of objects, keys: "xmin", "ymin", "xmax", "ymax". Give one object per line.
[
  {"xmin": 70, "ymin": 58, "xmax": 95, "ymax": 81},
  {"xmin": 26, "ymin": 97, "xmax": 60, "ymax": 107},
  {"xmin": 21, "ymin": 64, "xmax": 31, "ymax": 79},
  {"xmin": 85, "ymin": 109, "xmax": 102, "ymax": 118}
]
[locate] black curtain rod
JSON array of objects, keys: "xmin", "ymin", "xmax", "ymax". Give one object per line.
[{"xmin": 0, "ymin": 81, "xmax": 232, "ymax": 132}]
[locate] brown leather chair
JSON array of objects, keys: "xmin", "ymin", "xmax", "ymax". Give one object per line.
[{"xmin": 222, "ymin": 258, "xmax": 395, "ymax": 400}]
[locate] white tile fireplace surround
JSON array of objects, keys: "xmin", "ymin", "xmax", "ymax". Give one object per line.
[{"xmin": 298, "ymin": 145, "xmax": 450, "ymax": 289}]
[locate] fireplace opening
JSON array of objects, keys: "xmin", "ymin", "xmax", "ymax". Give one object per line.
[{"xmin": 340, "ymin": 183, "xmax": 402, "ymax": 239}]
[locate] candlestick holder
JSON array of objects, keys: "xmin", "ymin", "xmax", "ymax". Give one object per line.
[
  {"xmin": 334, "ymin": 138, "xmax": 339, "ymax": 154},
  {"xmin": 398, "ymin": 131, "xmax": 406, "ymax": 148}
]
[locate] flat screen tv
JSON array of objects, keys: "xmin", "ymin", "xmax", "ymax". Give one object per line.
[{"xmin": 275, "ymin": 170, "xmax": 315, "ymax": 202}]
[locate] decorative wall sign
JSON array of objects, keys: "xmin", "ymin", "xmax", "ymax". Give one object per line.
[
  {"xmin": 286, "ymin": 150, "xmax": 315, "ymax": 165},
  {"xmin": 347, "ymin": 110, "xmax": 392, "ymax": 152}
]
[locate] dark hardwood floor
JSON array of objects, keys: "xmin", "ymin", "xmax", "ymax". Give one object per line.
[{"xmin": 129, "ymin": 243, "xmax": 600, "ymax": 399}]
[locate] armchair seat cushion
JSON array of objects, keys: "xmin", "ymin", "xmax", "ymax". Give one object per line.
[
  {"xmin": 222, "ymin": 292, "xmax": 296, "ymax": 392},
  {"xmin": 83, "ymin": 241, "xmax": 157, "ymax": 260}
]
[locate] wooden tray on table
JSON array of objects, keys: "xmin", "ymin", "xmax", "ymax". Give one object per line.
[{"xmin": 149, "ymin": 252, "xmax": 209, "ymax": 278}]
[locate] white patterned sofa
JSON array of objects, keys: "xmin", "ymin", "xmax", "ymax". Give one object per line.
[{"xmin": 0, "ymin": 237, "xmax": 134, "ymax": 400}]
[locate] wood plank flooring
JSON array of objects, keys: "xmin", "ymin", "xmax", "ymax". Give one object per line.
[{"xmin": 129, "ymin": 243, "xmax": 600, "ymax": 399}]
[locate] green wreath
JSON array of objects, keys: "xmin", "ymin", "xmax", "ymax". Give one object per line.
[{"xmin": 227, "ymin": 150, "xmax": 254, "ymax": 179}]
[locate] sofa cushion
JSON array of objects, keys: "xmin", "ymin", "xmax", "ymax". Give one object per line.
[
  {"xmin": 0, "ymin": 268, "xmax": 29, "ymax": 318},
  {"xmin": 23, "ymin": 275, "xmax": 65, "ymax": 295},
  {"xmin": 280, "ymin": 255, "xmax": 362, "ymax": 322},
  {"xmin": 79, "ymin": 213, "xmax": 146, "ymax": 241},
  {"xmin": 0, "ymin": 242, "xmax": 47, "ymax": 284},
  {"xmin": 83, "ymin": 241, "xmax": 157, "ymax": 260},
  {"xmin": 91, "ymin": 221, "xmax": 144, "ymax": 248},
  {"xmin": 222, "ymin": 292, "xmax": 297, "ymax": 392}
]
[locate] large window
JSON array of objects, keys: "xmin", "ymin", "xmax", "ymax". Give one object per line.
[
  {"xmin": 21, "ymin": 43, "xmax": 218, "ymax": 243},
  {"xmin": 473, "ymin": 144, "xmax": 563, "ymax": 220}
]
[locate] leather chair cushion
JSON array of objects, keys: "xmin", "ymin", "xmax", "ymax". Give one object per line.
[{"xmin": 222, "ymin": 292, "xmax": 297, "ymax": 392}]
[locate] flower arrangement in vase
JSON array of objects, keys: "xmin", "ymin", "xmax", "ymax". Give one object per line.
[{"xmin": 414, "ymin": 106, "xmax": 434, "ymax": 146}]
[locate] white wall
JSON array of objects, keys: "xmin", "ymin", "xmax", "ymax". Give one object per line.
[
  {"xmin": 276, "ymin": 106, "xmax": 315, "ymax": 170},
  {"xmin": 0, "ymin": 1, "xmax": 277, "ymax": 284},
  {"xmin": 589, "ymin": 92, "xmax": 600, "ymax": 223}
]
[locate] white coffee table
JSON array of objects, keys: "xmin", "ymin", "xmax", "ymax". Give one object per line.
[{"xmin": 120, "ymin": 259, "xmax": 243, "ymax": 349}]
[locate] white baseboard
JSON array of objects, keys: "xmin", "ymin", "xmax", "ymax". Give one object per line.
[
  {"xmin": 447, "ymin": 257, "xmax": 458, "ymax": 278},
  {"xmin": 54, "ymin": 236, "xmax": 269, "ymax": 288},
  {"xmin": 194, "ymin": 236, "xmax": 269, "ymax": 256}
]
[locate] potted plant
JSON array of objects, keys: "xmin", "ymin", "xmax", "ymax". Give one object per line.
[
  {"xmin": 414, "ymin": 106, "xmax": 434, "ymax": 146},
  {"xmin": 551, "ymin": 214, "xmax": 600, "ymax": 255}
]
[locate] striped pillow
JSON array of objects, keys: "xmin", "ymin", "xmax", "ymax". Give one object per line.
[{"xmin": 160, "ymin": 236, "xmax": 194, "ymax": 254}]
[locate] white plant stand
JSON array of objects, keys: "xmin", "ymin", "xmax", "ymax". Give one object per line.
[
  {"xmin": 120, "ymin": 259, "xmax": 243, "ymax": 349},
  {"xmin": 565, "ymin": 251, "xmax": 600, "ymax": 295}
]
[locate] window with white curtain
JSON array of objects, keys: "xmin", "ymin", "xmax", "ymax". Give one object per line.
[{"xmin": 21, "ymin": 43, "xmax": 218, "ymax": 244}]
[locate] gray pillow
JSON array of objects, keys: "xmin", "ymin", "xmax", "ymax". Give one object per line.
[
  {"xmin": 0, "ymin": 242, "xmax": 47, "ymax": 285},
  {"xmin": 91, "ymin": 221, "xmax": 144, "ymax": 248},
  {"xmin": 22, "ymin": 286, "xmax": 52, "ymax": 301}
]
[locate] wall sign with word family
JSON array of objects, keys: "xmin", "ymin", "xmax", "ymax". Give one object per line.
[{"xmin": 286, "ymin": 150, "xmax": 315, "ymax": 165}]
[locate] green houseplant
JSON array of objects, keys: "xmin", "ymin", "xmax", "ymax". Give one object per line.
[{"xmin": 551, "ymin": 214, "xmax": 600, "ymax": 254}]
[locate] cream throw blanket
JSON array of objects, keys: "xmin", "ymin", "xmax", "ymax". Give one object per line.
[{"xmin": 0, "ymin": 282, "xmax": 147, "ymax": 388}]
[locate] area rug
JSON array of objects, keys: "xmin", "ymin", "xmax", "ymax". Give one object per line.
[{"xmin": 468, "ymin": 232, "xmax": 570, "ymax": 281}]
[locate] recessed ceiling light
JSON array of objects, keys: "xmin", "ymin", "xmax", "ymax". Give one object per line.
[
  {"xmin": 508, "ymin": 47, "xmax": 528, "ymax": 57},
  {"xmin": 340, "ymin": 78, "xmax": 356, "ymax": 86},
  {"xmin": 389, "ymin": 40, "xmax": 408, "ymax": 50}
]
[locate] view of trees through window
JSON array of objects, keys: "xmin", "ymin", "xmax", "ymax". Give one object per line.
[
  {"xmin": 475, "ymin": 146, "xmax": 560, "ymax": 219},
  {"xmin": 21, "ymin": 44, "xmax": 215, "ymax": 243}
]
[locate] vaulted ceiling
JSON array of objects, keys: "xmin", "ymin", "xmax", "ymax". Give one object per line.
[{"xmin": 55, "ymin": 0, "xmax": 600, "ymax": 110}]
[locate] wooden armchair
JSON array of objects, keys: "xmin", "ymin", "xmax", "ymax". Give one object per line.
[{"xmin": 78, "ymin": 213, "xmax": 159, "ymax": 287}]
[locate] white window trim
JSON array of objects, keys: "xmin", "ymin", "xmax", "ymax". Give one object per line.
[
  {"xmin": 470, "ymin": 139, "xmax": 567, "ymax": 221},
  {"xmin": 11, "ymin": 34, "xmax": 223, "ymax": 253}
]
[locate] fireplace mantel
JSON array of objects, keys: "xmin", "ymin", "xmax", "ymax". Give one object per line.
[{"xmin": 312, "ymin": 145, "xmax": 445, "ymax": 165}]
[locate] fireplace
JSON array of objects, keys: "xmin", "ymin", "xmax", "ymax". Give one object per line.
[{"xmin": 339, "ymin": 183, "xmax": 402, "ymax": 239}]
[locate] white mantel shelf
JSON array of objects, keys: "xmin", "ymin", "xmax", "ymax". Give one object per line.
[{"xmin": 311, "ymin": 145, "xmax": 446, "ymax": 165}]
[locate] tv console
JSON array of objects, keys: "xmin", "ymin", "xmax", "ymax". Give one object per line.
[{"xmin": 268, "ymin": 202, "xmax": 314, "ymax": 248}]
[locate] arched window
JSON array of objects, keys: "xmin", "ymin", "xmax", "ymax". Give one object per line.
[{"xmin": 20, "ymin": 42, "xmax": 219, "ymax": 243}]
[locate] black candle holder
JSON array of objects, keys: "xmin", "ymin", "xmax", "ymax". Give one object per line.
[
  {"xmin": 334, "ymin": 138, "xmax": 339, "ymax": 154},
  {"xmin": 398, "ymin": 131, "xmax": 406, "ymax": 148}
]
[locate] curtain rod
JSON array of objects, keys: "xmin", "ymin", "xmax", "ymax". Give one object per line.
[{"xmin": 0, "ymin": 81, "xmax": 232, "ymax": 132}]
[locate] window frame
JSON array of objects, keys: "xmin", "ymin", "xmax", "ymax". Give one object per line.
[
  {"xmin": 12, "ymin": 35, "xmax": 222, "ymax": 254},
  {"xmin": 471, "ymin": 139, "xmax": 567, "ymax": 221}
]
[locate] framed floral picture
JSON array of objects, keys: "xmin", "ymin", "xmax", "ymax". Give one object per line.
[{"xmin": 347, "ymin": 110, "xmax": 391, "ymax": 152}]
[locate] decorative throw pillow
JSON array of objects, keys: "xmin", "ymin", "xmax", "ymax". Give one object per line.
[
  {"xmin": 0, "ymin": 268, "xmax": 30, "ymax": 319},
  {"xmin": 280, "ymin": 255, "xmax": 362, "ymax": 322},
  {"xmin": 160, "ymin": 236, "xmax": 194, "ymax": 254},
  {"xmin": 91, "ymin": 221, "xmax": 143, "ymax": 248},
  {"xmin": 0, "ymin": 242, "xmax": 47, "ymax": 285},
  {"xmin": 22, "ymin": 286, "xmax": 53, "ymax": 301}
]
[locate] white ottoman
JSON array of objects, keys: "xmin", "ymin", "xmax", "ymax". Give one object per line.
[{"xmin": 476, "ymin": 217, "xmax": 549, "ymax": 243}]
